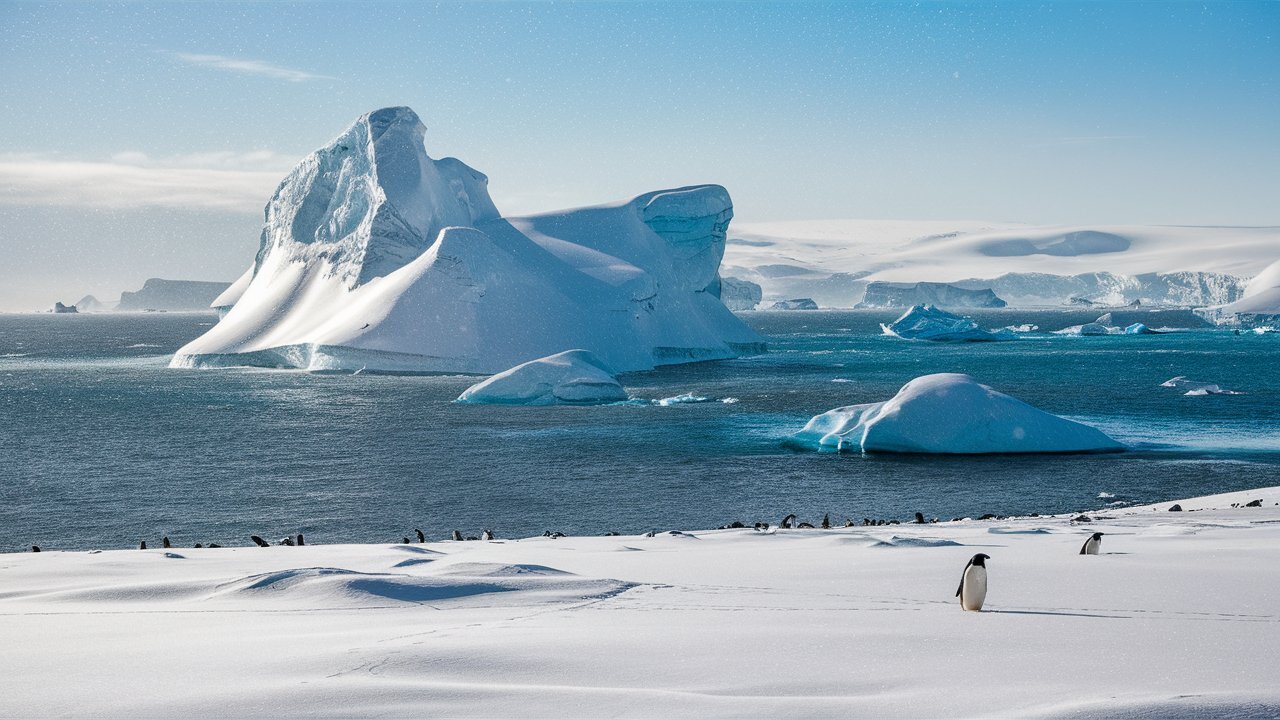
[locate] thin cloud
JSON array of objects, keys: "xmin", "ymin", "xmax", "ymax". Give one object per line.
[
  {"xmin": 0, "ymin": 152, "xmax": 299, "ymax": 213},
  {"xmin": 171, "ymin": 52, "xmax": 336, "ymax": 82}
]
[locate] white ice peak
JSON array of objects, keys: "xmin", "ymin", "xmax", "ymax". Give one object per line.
[{"xmin": 174, "ymin": 107, "xmax": 762, "ymax": 373}]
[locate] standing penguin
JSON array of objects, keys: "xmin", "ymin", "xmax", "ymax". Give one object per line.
[
  {"xmin": 956, "ymin": 553, "xmax": 991, "ymax": 611},
  {"xmin": 1079, "ymin": 532, "xmax": 1104, "ymax": 555}
]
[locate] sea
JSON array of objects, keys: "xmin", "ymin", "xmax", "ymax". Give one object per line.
[{"xmin": 2, "ymin": 309, "xmax": 1277, "ymax": 551}]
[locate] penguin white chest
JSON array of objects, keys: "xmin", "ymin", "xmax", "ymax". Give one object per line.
[{"xmin": 960, "ymin": 565, "xmax": 987, "ymax": 611}]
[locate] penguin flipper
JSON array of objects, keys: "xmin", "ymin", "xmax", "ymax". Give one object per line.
[{"xmin": 956, "ymin": 578, "xmax": 964, "ymax": 597}]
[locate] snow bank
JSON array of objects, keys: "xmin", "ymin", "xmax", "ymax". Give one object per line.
[
  {"xmin": 171, "ymin": 107, "xmax": 763, "ymax": 373},
  {"xmin": 881, "ymin": 304, "xmax": 1015, "ymax": 342},
  {"xmin": 4, "ymin": 486, "xmax": 1279, "ymax": 718},
  {"xmin": 456, "ymin": 350, "xmax": 628, "ymax": 406},
  {"xmin": 791, "ymin": 373, "xmax": 1123, "ymax": 454},
  {"xmin": 1199, "ymin": 258, "xmax": 1280, "ymax": 326}
]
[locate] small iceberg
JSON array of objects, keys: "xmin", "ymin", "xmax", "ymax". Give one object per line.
[
  {"xmin": 1055, "ymin": 322, "xmax": 1111, "ymax": 336},
  {"xmin": 880, "ymin": 305, "xmax": 1014, "ymax": 342},
  {"xmin": 1159, "ymin": 376, "xmax": 1244, "ymax": 396},
  {"xmin": 789, "ymin": 373, "xmax": 1124, "ymax": 454},
  {"xmin": 456, "ymin": 350, "xmax": 629, "ymax": 406},
  {"xmin": 1123, "ymin": 322, "xmax": 1160, "ymax": 335}
]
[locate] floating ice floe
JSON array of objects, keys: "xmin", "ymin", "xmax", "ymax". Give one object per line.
[
  {"xmin": 1124, "ymin": 322, "xmax": 1160, "ymax": 334},
  {"xmin": 170, "ymin": 107, "xmax": 763, "ymax": 373},
  {"xmin": 456, "ymin": 350, "xmax": 628, "ymax": 406},
  {"xmin": 1159, "ymin": 376, "xmax": 1244, "ymax": 396},
  {"xmin": 1054, "ymin": 322, "xmax": 1111, "ymax": 336},
  {"xmin": 789, "ymin": 373, "xmax": 1124, "ymax": 454},
  {"xmin": 880, "ymin": 305, "xmax": 1015, "ymax": 342}
]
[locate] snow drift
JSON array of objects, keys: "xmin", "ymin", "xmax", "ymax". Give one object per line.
[
  {"xmin": 171, "ymin": 107, "xmax": 763, "ymax": 373},
  {"xmin": 456, "ymin": 350, "xmax": 628, "ymax": 406},
  {"xmin": 790, "ymin": 373, "xmax": 1123, "ymax": 454}
]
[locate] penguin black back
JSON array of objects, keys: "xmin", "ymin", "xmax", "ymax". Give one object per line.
[{"xmin": 956, "ymin": 553, "xmax": 990, "ymax": 597}]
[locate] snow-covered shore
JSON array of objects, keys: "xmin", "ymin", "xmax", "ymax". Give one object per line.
[{"xmin": 4, "ymin": 487, "xmax": 1279, "ymax": 719}]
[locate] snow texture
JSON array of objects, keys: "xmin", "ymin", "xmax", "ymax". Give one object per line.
[
  {"xmin": 173, "ymin": 107, "xmax": 763, "ymax": 373},
  {"xmin": 456, "ymin": 350, "xmax": 628, "ymax": 406},
  {"xmin": 790, "ymin": 373, "xmax": 1123, "ymax": 454},
  {"xmin": 4, "ymin": 486, "xmax": 1278, "ymax": 718},
  {"xmin": 881, "ymin": 304, "xmax": 1015, "ymax": 342}
]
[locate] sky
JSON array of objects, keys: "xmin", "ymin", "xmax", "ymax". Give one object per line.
[{"xmin": 0, "ymin": 1, "xmax": 1277, "ymax": 310}]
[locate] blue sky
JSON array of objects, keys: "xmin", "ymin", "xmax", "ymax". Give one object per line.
[{"xmin": 1, "ymin": 1, "xmax": 1277, "ymax": 309}]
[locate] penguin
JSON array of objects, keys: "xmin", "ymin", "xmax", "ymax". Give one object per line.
[
  {"xmin": 279, "ymin": 536, "xmax": 295, "ymax": 546},
  {"xmin": 821, "ymin": 513, "xmax": 831, "ymax": 530},
  {"xmin": 296, "ymin": 534, "xmax": 305, "ymax": 546},
  {"xmin": 780, "ymin": 514, "xmax": 797, "ymax": 529},
  {"xmin": 194, "ymin": 543, "xmax": 204, "ymax": 548},
  {"xmin": 31, "ymin": 545, "xmax": 40, "ymax": 553},
  {"xmin": 1079, "ymin": 532, "xmax": 1104, "ymax": 555},
  {"xmin": 451, "ymin": 530, "xmax": 463, "ymax": 541},
  {"xmin": 403, "ymin": 536, "xmax": 411, "ymax": 544},
  {"xmin": 162, "ymin": 536, "xmax": 171, "ymax": 549},
  {"xmin": 139, "ymin": 540, "xmax": 147, "ymax": 550},
  {"xmin": 481, "ymin": 529, "xmax": 494, "ymax": 541},
  {"xmin": 207, "ymin": 543, "xmax": 221, "ymax": 548},
  {"xmin": 914, "ymin": 512, "xmax": 926, "ymax": 524},
  {"xmin": 415, "ymin": 528, "xmax": 426, "ymax": 543},
  {"xmin": 956, "ymin": 553, "xmax": 991, "ymax": 611},
  {"xmin": 250, "ymin": 535, "xmax": 269, "ymax": 547}
]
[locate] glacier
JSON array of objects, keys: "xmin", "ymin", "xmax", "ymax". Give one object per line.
[
  {"xmin": 789, "ymin": 373, "xmax": 1124, "ymax": 454},
  {"xmin": 1196, "ymin": 259, "xmax": 1280, "ymax": 328},
  {"xmin": 171, "ymin": 107, "xmax": 764, "ymax": 373},
  {"xmin": 456, "ymin": 350, "xmax": 628, "ymax": 406},
  {"xmin": 881, "ymin": 305, "xmax": 1015, "ymax": 342}
]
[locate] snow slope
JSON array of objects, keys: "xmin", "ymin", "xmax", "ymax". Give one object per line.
[
  {"xmin": 791, "ymin": 373, "xmax": 1122, "ymax": 454},
  {"xmin": 3, "ymin": 486, "xmax": 1279, "ymax": 718},
  {"xmin": 724, "ymin": 220, "xmax": 1277, "ymax": 307},
  {"xmin": 1201, "ymin": 258, "xmax": 1280, "ymax": 325},
  {"xmin": 171, "ymin": 108, "xmax": 762, "ymax": 373}
]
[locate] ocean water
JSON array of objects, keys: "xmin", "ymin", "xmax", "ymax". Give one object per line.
[{"xmin": 2, "ymin": 309, "xmax": 1277, "ymax": 551}]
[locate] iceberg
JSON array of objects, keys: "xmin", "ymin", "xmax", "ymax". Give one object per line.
[
  {"xmin": 1054, "ymin": 322, "xmax": 1111, "ymax": 336},
  {"xmin": 790, "ymin": 373, "xmax": 1124, "ymax": 454},
  {"xmin": 172, "ymin": 107, "xmax": 763, "ymax": 373},
  {"xmin": 881, "ymin": 305, "xmax": 1014, "ymax": 342},
  {"xmin": 1123, "ymin": 322, "xmax": 1159, "ymax": 335},
  {"xmin": 456, "ymin": 350, "xmax": 628, "ymax": 406},
  {"xmin": 857, "ymin": 281, "xmax": 1006, "ymax": 309},
  {"xmin": 718, "ymin": 277, "xmax": 762, "ymax": 311},
  {"xmin": 770, "ymin": 298, "xmax": 819, "ymax": 310},
  {"xmin": 118, "ymin": 279, "xmax": 233, "ymax": 312},
  {"xmin": 1159, "ymin": 376, "xmax": 1243, "ymax": 396}
]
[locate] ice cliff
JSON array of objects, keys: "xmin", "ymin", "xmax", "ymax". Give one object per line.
[
  {"xmin": 119, "ymin": 279, "xmax": 233, "ymax": 312},
  {"xmin": 172, "ymin": 107, "xmax": 763, "ymax": 373},
  {"xmin": 857, "ymin": 281, "xmax": 1006, "ymax": 308},
  {"xmin": 790, "ymin": 373, "xmax": 1123, "ymax": 454}
]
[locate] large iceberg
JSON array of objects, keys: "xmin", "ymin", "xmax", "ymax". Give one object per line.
[
  {"xmin": 790, "ymin": 373, "xmax": 1124, "ymax": 454},
  {"xmin": 881, "ymin": 305, "xmax": 1014, "ymax": 342},
  {"xmin": 456, "ymin": 350, "xmax": 628, "ymax": 406},
  {"xmin": 171, "ymin": 107, "xmax": 764, "ymax": 373},
  {"xmin": 857, "ymin": 281, "xmax": 1006, "ymax": 309}
]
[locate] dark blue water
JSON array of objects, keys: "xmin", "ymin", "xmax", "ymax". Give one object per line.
[{"xmin": 2, "ymin": 310, "xmax": 1277, "ymax": 551}]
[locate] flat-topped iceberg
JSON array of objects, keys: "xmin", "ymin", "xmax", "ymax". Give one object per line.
[
  {"xmin": 171, "ymin": 107, "xmax": 763, "ymax": 374},
  {"xmin": 881, "ymin": 305, "xmax": 1014, "ymax": 342},
  {"xmin": 790, "ymin": 373, "xmax": 1123, "ymax": 454},
  {"xmin": 456, "ymin": 350, "xmax": 628, "ymax": 406}
]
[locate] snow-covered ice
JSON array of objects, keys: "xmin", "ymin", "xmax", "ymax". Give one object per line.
[
  {"xmin": 723, "ymin": 219, "xmax": 1276, "ymax": 307},
  {"xmin": 171, "ymin": 107, "xmax": 763, "ymax": 374},
  {"xmin": 3, "ymin": 486, "xmax": 1279, "ymax": 718},
  {"xmin": 881, "ymin": 304, "xmax": 1015, "ymax": 342},
  {"xmin": 790, "ymin": 373, "xmax": 1123, "ymax": 454},
  {"xmin": 456, "ymin": 350, "xmax": 628, "ymax": 406},
  {"xmin": 1160, "ymin": 376, "xmax": 1244, "ymax": 396}
]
